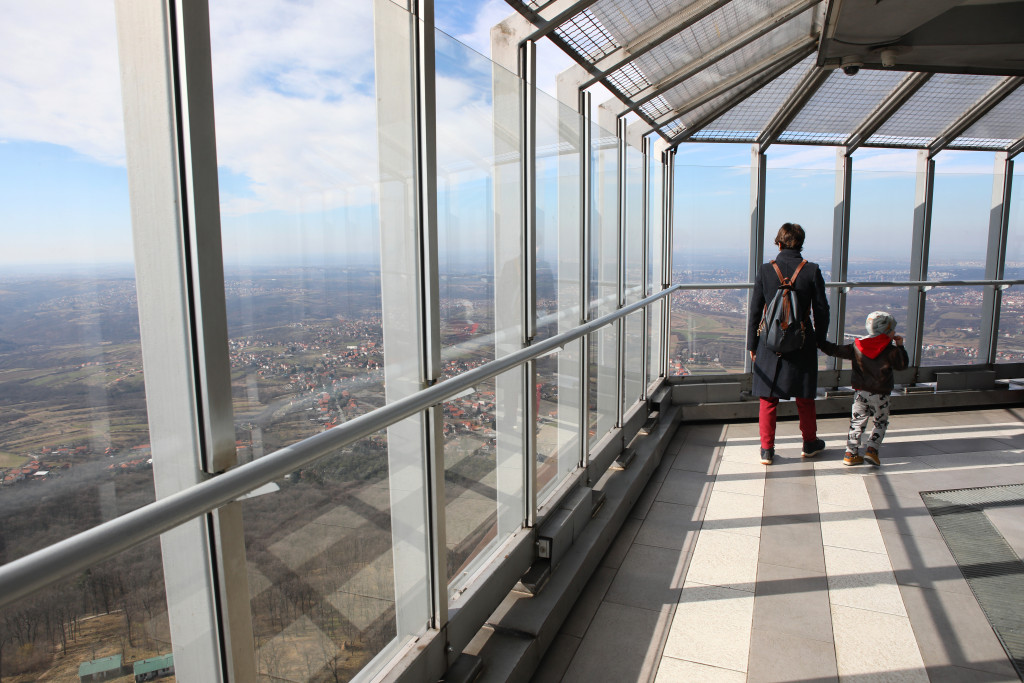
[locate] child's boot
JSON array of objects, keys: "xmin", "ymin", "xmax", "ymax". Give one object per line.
[
  {"xmin": 864, "ymin": 447, "xmax": 880, "ymax": 467},
  {"xmin": 844, "ymin": 451, "xmax": 863, "ymax": 466}
]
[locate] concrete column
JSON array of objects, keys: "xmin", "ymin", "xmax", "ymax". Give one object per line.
[
  {"xmin": 746, "ymin": 146, "xmax": 767, "ymax": 373},
  {"xmin": 828, "ymin": 150, "xmax": 853, "ymax": 375},
  {"xmin": 979, "ymin": 152, "xmax": 1013, "ymax": 365},
  {"xmin": 906, "ymin": 150, "xmax": 935, "ymax": 368}
]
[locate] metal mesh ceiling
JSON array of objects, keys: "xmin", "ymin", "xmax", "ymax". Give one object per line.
[
  {"xmin": 509, "ymin": 0, "xmax": 1024, "ymax": 152},
  {"xmin": 691, "ymin": 55, "xmax": 814, "ymax": 141},
  {"xmin": 867, "ymin": 74, "xmax": 1005, "ymax": 148}
]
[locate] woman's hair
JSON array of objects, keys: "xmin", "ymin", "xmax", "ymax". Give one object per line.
[{"xmin": 774, "ymin": 222, "xmax": 805, "ymax": 250}]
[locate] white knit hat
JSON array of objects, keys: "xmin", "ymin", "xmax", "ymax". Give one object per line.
[{"xmin": 865, "ymin": 311, "xmax": 896, "ymax": 336}]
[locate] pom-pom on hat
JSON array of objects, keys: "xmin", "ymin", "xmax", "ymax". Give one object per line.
[{"xmin": 866, "ymin": 311, "xmax": 896, "ymax": 337}]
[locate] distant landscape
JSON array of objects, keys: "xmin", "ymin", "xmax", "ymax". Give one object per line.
[{"xmin": 1, "ymin": 258, "xmax": 1021, "ymax": 680}]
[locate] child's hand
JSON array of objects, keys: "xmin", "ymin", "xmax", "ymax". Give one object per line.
[{"xmin": 893, "ymin": 334, "xmax": 904, "ymax": 346}]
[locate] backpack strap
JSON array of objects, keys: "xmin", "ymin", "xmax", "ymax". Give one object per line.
[{"xmin": 768, "ymin": 259, "xmax": 808, "ymax": 332}]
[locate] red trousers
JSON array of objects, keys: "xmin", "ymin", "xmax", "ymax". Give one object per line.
[{"xmin": 759, "ymin": 397, "xmax": 817, "ymax": 449}]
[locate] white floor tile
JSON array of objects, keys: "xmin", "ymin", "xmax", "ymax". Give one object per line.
[
  {"xmin": 831, "ymin": 604, "xmax": 928, "ymax": 682},
  {"xmin": 702, "ymin": 489, "xmax": 764, "ymax": 538},
  {"xmin": 663, "ymin": 581, "xmax": 755, "ymax": 673},
  {"xmin": 824, "ymin": 545, "xmax": 907, "ymax": 617},
  {"xmin": 655, "ymin": 656, "xmax": 746, "ymax": 682},
  {"xmin": 686, "ymin": 529, "xmax": 760, "ymax": 592},
  {"xmin": 819, "ymin": 502, "xmax": 889, "ymax": 555}
]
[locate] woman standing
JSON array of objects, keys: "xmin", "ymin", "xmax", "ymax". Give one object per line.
[{"xmin": 747, "ymin": 223, "xmax": 830, "ymax": 465}]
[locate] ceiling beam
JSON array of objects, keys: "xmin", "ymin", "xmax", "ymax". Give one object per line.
[
  {"xmin": 928, "ymin": 76, "xmax": 1024, "ymax": 157},
  {"xmin": 579, "ymin": 0, "xmax": 734, "ymax": 89},
  {"xmin": 668, "ymin": 48, "xmax": 812, "ymax": 145},
  {"xmin": 756, "ymin": 66, "xmax": 831, "ymax": 153},
  {"xmin": 621, "ymin": 1, "xmax": 819, "ymax": 114},
  {"xmin": 844, "ymin": 72, "xmax": 932, "ymax": 155},
  {"xmin": 652, "ymin": 36, "xmax": 817, "ymax": 127},
  {"xmin": 505, "ymin": 0, "xmax": 603, "ymax": 41},
  {"xmin": 1007, "ymin": 136, "xmax": 1024, "ymax": 160}
]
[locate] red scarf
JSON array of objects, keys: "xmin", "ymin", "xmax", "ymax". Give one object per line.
[{"xmin": 855, "ymin": 335, "xmax": 891, "ymax": 359}]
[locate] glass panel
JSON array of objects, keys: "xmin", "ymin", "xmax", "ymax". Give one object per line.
[
  {"xmin": 0, "ymin": 4, "xmax": 167, "ymax": 676},
  {"xmin": 997, "ymin": 163, "xmax": 1024, "ymax": 363},
  {"xmin": 647, "ymin": 152, "xmax": 664, "ymax": 388},
  {"xmin": 764, "ymin": 154, "xmax": 836, "ymax": 281},
  {"xmin": 921, "ymin": 286, "xmax": 984, "ymax": 366},
  {"xmin": 924, "ymin": 154, "xmax": 993, "ymax": 367},
  {"xmin": 623, "ymin": 145, "xmax": 645, "ymax": 407},
  {"xmin": 671, "ymin": 145, "xmax": 749, "ymax": 376},
  {"xmin": 592, "ymin": 122, "xmax": 619, "ymax": 440},
  {"xmin": 848, "ymin": 153, "xmax": 917, "ymax": 282},
  {"xmin": 624, "ymin": 310, "xmax": 645, "ymax": 406},
  {"xmin": 433, "ymin": 29, "xmax": 524, "ymax": 597},
  {"xmin": 243, "ymin": 430, "xmax": 396, "ymax": 682},
  {"xmin": 209, "ymin": 0, "xmax": 428, "ymax": 676},
  {"xmin": 536, "ymin": 87, "xmax": 584, "ymax": 502}
]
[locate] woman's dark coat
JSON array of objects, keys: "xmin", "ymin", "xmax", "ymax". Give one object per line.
[{"xmin": 747, "ymin": 248, "xmax": 830, "ymax": 399}]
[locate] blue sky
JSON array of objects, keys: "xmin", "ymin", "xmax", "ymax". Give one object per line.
[{"xmin": 0, "ymin": 0, "xmax": 1015, "ymax": 268}]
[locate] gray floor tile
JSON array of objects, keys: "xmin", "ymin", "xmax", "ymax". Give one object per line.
[
  {"xmin": 561, "ymin": 602, "xmax": 666, "ymax": 683},
  {"xmin": 764, "ymin": 456, "xmax": 816, "ymax": 485},
  {"xmin": 898, "ymin": 584, "xmax": 1018, "ymax": 678},
  {"xmin": 758, "ymin": 518, "xmax": 825, "ymax": 573},
  {"xmin": 630, "ymin": 480, "xmax": 661, "ymax": 520},
  {"xmin": 651, "ymin": 451, "xmax": 678, "ymax": 483},
  {"xmin": 880, "ymin": 531, "xmax": 973, "ymax": 596},
  {"xmin": 634, "ymin": 501, "xmax": 702, "ymax": 551},
  {"xmin": 726, "ymin": 421, "xmax": 761, "ymax": 438},
  {"xmin": 928, "ymin": 437, "xmax": 1017, "ymax": 454},
  {"xmin": 871, "ymin": 502, "xmax": 945, "ymax": 542},
  {"xmin": 671, "ymin": 443, "xmax": 718, "ymax": 475},
  {"xmin": 560, "ymin": 566, "xmax": 616, "ymax": 638},
  {"xmin": 681, "ymin": 423, "xmax": 729, "ymax": 447},
  {"xmin": 882, "ymin": 440, "xmax": 946, "ymax": 458},
  {"xmin": 601, "ymin": 516, "xmax": 642, "ymax": 569},
  {"xmin": 654, "ymin": 469, "xmax": 715, "ymax": 508},
  {"xmin": 752, "ymin": 562, "xmax": 833, "ymax": 643},
  {"xmin": 763, "ymin": 479, "xmax": 820, "ymax": 520},
  {"xmin": 746, "ymin": 628, "xmax": 839, "ymax": 683},
  {"xmin": 531, "ymin": 633, "xmax": 581, "ymax": 683},
  {"xmin": 923, "ymin": 664, "xmax": 1023, "ymax": 682},
  {"xmin": 604, "ymin": 543, "xmax": 686, "ymax": 613}
]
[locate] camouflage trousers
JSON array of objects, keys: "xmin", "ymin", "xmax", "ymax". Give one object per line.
[{"xmin": 847, "ymin": 390, "xmax": 891, "ymax": 454}]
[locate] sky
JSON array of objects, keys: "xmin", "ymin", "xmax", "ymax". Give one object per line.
[{"xmin": 0, "ymin": 0, "xmax": 1017, "ymax": 268}]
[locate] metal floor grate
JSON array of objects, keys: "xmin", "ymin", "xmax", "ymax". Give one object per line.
[{"xmin": 922, "ymin": 484, "xmax": 1024, "ymax": 680}]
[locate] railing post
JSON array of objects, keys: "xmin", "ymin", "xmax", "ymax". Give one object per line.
[
  {"xmin": 616, "ymin": 115, "xmax": 628, "ymax": 425},
  {"xmin": 829, "ymin": 150, "xmax": 853, "ymax": 377},
  {"xmin": 980, "ymin": 152, "xmax": 1013, "ymax": 365},
  {"xmin": 907, "ymin": 150, "xmax": 935, "ymax": 369},
  {"xmin": 746, "ymin": 146, "xmax": 767, "ymax": 373},
  {"xmin": 114, "ymin": 0, "xmax": 255, "ymax": 678},
  {"xmin": 580, "ymin": 89, "xmax": 593, "ymax": 469},
  {"xmin": 641, "ymin": 135, "xmax": 650, "ymax": 397},
  {"xmin": 520, "ymin": 38, "xmax": 538, "ymax": 525}
]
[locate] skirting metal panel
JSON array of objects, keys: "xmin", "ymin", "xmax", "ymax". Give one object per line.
[{"xmin": 922, "ymin": 485, "xmax": 1024, "ymax": 679}]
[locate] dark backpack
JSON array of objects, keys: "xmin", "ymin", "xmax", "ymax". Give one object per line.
[{"xmin": 758, "ymin": 260, "xmax": 808, "ymax": 355}]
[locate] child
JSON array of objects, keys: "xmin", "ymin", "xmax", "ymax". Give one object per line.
[{"xmin": 819, "ymin": 311, "xmax": 909, "ymax": 466}]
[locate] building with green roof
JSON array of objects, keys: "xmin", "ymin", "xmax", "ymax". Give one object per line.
[
  {"xmin": 78, "ymin": 654, "xmax": 123, "ymax": 681},
  {"xmin": 133, "ymin": 653, "xmax": 174, "ymax": 681}
]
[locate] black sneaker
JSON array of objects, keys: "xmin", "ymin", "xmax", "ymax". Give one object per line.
[
  {"xmin": 801, "ymin": 438, "xmax": 826, "ymax": 458},
  {"xmin": 760, "ymin": 447, "xmax": 775, "ymax": 465}
]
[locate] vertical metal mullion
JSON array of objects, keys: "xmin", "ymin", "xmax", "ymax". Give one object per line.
[
  {"xmin": 114, "ymin": 0, "xmax": 255, "ymax": 679},
  {"xmin": 662, "ymin": 148, "xmax": 675, "ymax": 378},
  {"xmin": 615, "ymin": 116, "xmax": 627, "ymax": 426},
  {"xmin": 412, "ymin": 0, "xmax": 447, "ymax": 630},
  {"xmin": 640, "ymin": 136, "xmax": 650, "ymax": 398},
  {"xmin": 519, "ymin": 40, "xmax": 538, "ymax": 525},
  {"xmin": 746, "ymin": 146, "xmax": 767, "ymax": 373},
  {"xmin": 980, "ymin": 152, "xmax": 1013, "ymax": 365},
  {"xmin": 829, "ymin": 150, "xmax": 852, "ymax": 376},
  {"xmin": 907, "ymin": 150, "xmax": 935, "ymax": 370},
  {"xmin": 580, "ymin": 90, "xmax": 593, "ymax": 469}
]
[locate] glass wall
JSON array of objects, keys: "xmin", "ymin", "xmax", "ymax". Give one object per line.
[
  {"xmin": 997, "ymin": 161, "xmax": 1024, "ymax": 363},
  {"xmin": 671, "ymin": 145, "xmax": 750, "ymax": 375},
  {"xmin": 647, "ymin": 150, "xmax": 665, "ymax": 388},
  {"xmin": 0, "ymin": 4, "xmax": 169, "ymax": 678},
  {"xmin": 591, "ymin": 123, "xmax": 619, "ymax": 439},
  {"xmin": 923, "ymin": 154, "xmax": 993, "ymax": 365},
  {"xmin": 623, "ymin": 144, "xmax": 645, "ymax": 407},
  {"xmin": 764, "ymin": 151, "xmax": 836, "ymax": 280},
  {"xmin": 535, "ymin": 86, "xmax": 584, "ymax": 501},
  {"xmin": 209, "ymin": 0, "xmax": 427, "ymax": 677}
]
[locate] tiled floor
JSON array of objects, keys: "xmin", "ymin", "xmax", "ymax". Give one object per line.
[{"xmin": 538, "ymin": 406, "xmax": 1024, "ymax": 682}]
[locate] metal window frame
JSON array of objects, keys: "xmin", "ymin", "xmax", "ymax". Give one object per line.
[
  {"xmin": 756, "ymin": 66, "xmax": 831, "ymax": 153},
  {"xmin": 746, "ymin": 146, "xmax": 767, "ymax": 373},
  {"xmin": 928, "ymin": 77, "xmax": 1024, "ymax": 157},
  {"xmin": 845, "ymin": 72, "xmax": 932, "ymax": 155},
  {"xmin": 979, "ymin": 152, "xmax": 1013, "ymax": 365},
  {"xmin": 906, "ymin": 149, "xmax": 935, "ymax": 369},
  {"xmin": 828, "ymin": 150, "xmax": 852, "ymax": 375}
]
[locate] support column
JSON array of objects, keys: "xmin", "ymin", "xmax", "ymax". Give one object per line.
[
  {"xmin": 746, "ymin": 146, "xmax": 767, "ymax": 373},
  {"xmin": 520, "ymin": 39, "xmax": 538, "ymax": 524},
  {"xmin": 616, "ymin": 115, "xmax": 628, "ymax": 425},
  {"xmin": 374, "ymin": 0, "xmax": 439, "ymax": 637},
  {"xmin": 114, "ymin": 0, "xmax": 254, "ymax": 678},
  {"xmin": 580, "ymin": 89, "xmax": 594, "ymax": 466},
  {"xmin": 641, "ymin": 135, "xmax": 651, "ymax": 395},
  {"xmin": 979, "ymin": 152, "xmax": 1013, "ymax": 365},
  {"xmin": 907, "ymin": 150, "xmax": 935, "ymax": 368},
  {"xmin": 829, "ymin": 150, "xmax": 852, "ymax": 375}
]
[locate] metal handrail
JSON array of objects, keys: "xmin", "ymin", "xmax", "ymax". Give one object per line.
[
  {"xmin": 0, "ymin": 284, "xmax": 684, "ymax": 608},
  {"xmin": 668, "ymin": 278, "xmax": 1024, "ymax": 290}
]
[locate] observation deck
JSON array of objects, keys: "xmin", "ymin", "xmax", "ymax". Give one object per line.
[{"xmin": 527, "ymin": 406, "xmax": 1024, "ymax": 682}]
